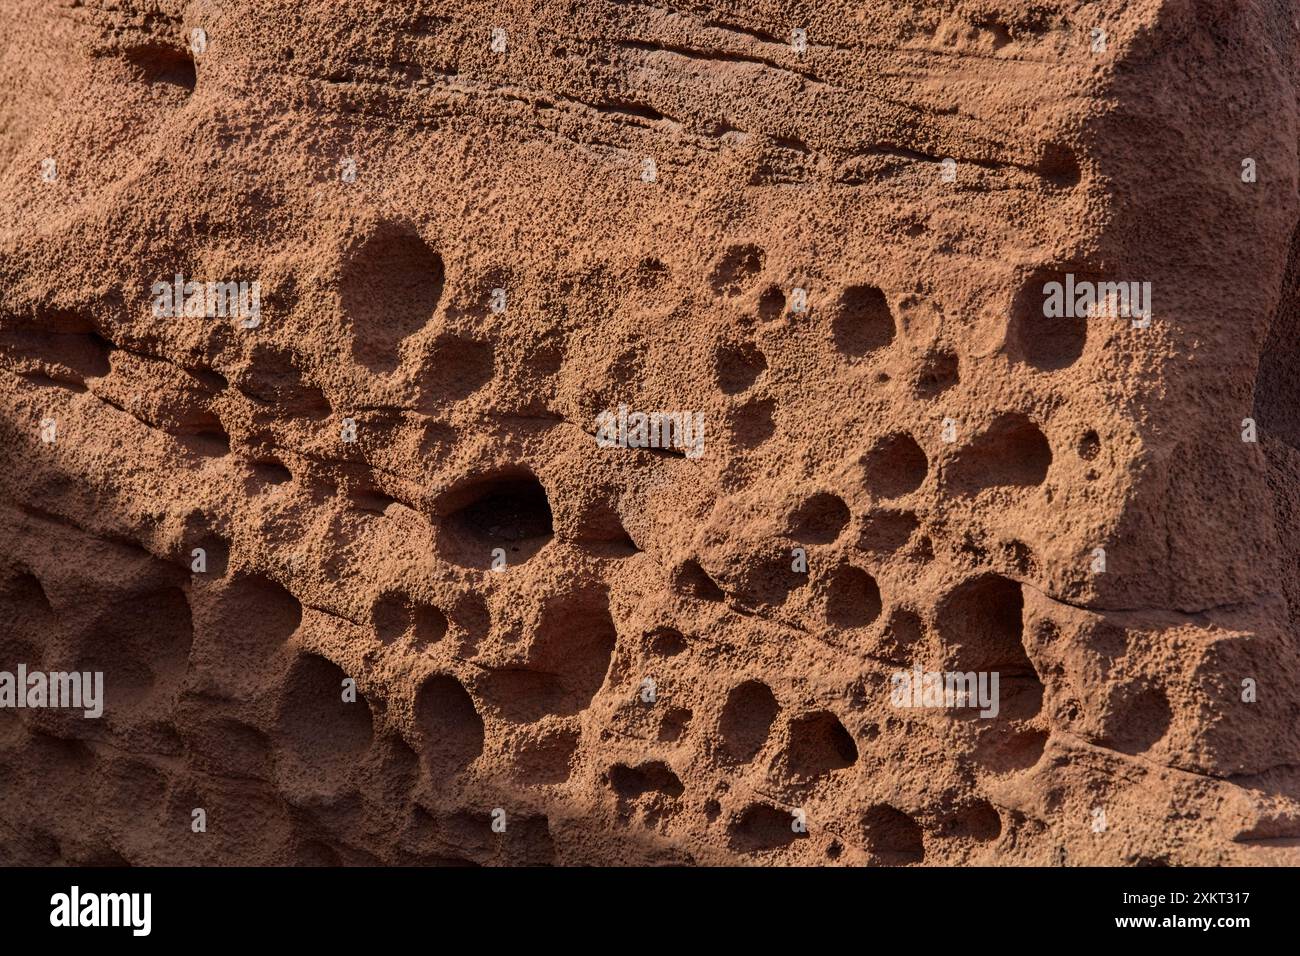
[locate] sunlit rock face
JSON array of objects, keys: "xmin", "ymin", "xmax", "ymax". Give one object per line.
[{"xmin": 1, "ymin": 0, "xmax": 1299, "ymax": 866}]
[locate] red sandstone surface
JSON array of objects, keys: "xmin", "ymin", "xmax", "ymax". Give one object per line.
[{"xmin": 1, "ymin": 0, "xmax": 1299, "ymax": 866}]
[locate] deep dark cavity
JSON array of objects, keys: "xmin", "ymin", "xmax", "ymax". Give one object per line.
[
  {"xmin": 439, "ymin": 470, "xmax": 553, "ymax": 567},
  {"xmin": 123, "ymin": 45, "xmax": 197, "ymax": 91},
  {"xmin": 945, "ymin": 413, "xmax": 1051, "ymax": 495},
  {"xmin": 832, "ymin": 284, "xmax": 895, "ymax": 357},
  {"xmin": 1008, "ymin": 267, "xmax": 1088, "ymax": 370},
  {"xmin": 786, "ymin": 492, "xmax": 851, "ymax": 544},
  {"xmin": 718, "ymin": 679, "xmax": 779, "ymax": 763}
]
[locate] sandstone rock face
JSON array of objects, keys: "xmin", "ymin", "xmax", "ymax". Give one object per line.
[{"xmin": 1, "ymin": 0, "xmax": 1298, "ymax": 866}]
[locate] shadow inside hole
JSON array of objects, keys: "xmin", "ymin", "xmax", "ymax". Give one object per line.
[
  {"xmin": 122, "ymin": 45, "xmax": 197, "ymax": 91},
  {"xmin": 436, "ymin": 470, "xmax": 554, "ymax": 568}
]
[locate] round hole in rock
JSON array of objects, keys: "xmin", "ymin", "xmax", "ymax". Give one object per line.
[
  {"xmin": 479, "ymin": 590, "xmax": 616, "ymax": 723},
  {"xmin": 278, "ymin": 653, "xmax": 373, "ymax": 773},
  {"xmin": 945, "ymin": 800, "xmax": 1003, "ymax": 841},
  {"xmin": 861, "ymin": 432, "xmax": 928, "ymax": 498},
  {"xmin": 878, "ymin": 606, "xmax": 924, "ymax": 661},
  {"xmin": 731, "ymin": 548, "xmax": 810, "ymax": 609},
  {"xmin": 608, "ymin": 760, "xmax": 684, "ymax": 799},
  {"xmin": 370, "ymin": 593, "xmax": 448, "ymax": 647},
  {"xmin": 832, "ymin": 285, "xmax": 895, "ymax": 356},
  {"xmin": 1008, "ymin": 268, "xmax": 1088, "ymax": 370},
  {"xmin": 718, "ymin": 679, "xmax": 779, "ymax": 763},
  {"xmin": 415, "ymin": 673, "xmax": 484, "ymax": 777},
  {"xmin": 786, "ymin": 711, "xmax": 858, "ymax": 778},
  {"xmin": 935, "ymin": 574, "xmax": 1028, "ymax": 671},
  {"xmin": 758, "ymin": 285, "xmax": 786, "ymax": 321},
  {"xmin": 3, "ymin": 570, "xmax": 56, "ymax": 650},
  {"xmin": 658, "ymin": 706, "xmax": 692, "ymax": 742},
  {"xmin": 342, "ymin": 222, "xmax": 445, "ymax": 372},
  {"xmin": 1040, "ymin": 143, "xmax": 1081, "ymax": 189},
  {"xmin": 235, "ymin": 343, "xmax": 331, "ymax": 418},
  {"xmin": 934, "ymin": 575, "xmax": 1044, "ymax": 723},
  {"xmin": 77, "ymin": 584, "xmax": 192, "ymax": 711},
  {"xmin": 647, "ymin": 627, "xmax": 687, "ymax": 656},
  {"xmin": 825, "ymin": 564, "xmax": 882, "ymax": 629},
  {"xmin": 213, "ymin": 573, "xmax": 301, "ymax": 657},
  {"xmin": 729, "ymin": 803, "xmax": 806, "ymax": 852},
  {"xmin": 713, "ymin": 340, "xmax": 767, "ymax": 395},
  {"xmin": 123, "ymin": 44, "xmax": 197, "ymax": 91},
  {"xmin": 945, "ymin": 413, "xmax": 1051, "ymax": 495},
  {"xmin": 413, "ymin": 604, "xmax": 449, "ymax": 646},
  {"xmin": 438, "ymin": 469, "xmax": 554, "ymax": 567},
  {"xmin": 786, "ymin": 492, "xmax": 851, "ymax": 544},
  {"xmin": 861, "ymin": 804, "xmax": 925, "ymax": 864},
  {"xmin": 253, "ymin": 459, "xmax": 292, "ymax": 485},
  {"xmin": 372, "ymin": 592, "xmax": 409, "ymax": 644},
  {"xmin": 1099, "ymin": 681, "xmax": 1173, "ymax": 756}
]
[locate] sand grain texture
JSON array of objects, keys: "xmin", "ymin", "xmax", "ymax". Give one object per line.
[{"xmin": 1, "ymin": 0, "xmax": 1299, "ymax": 866}]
